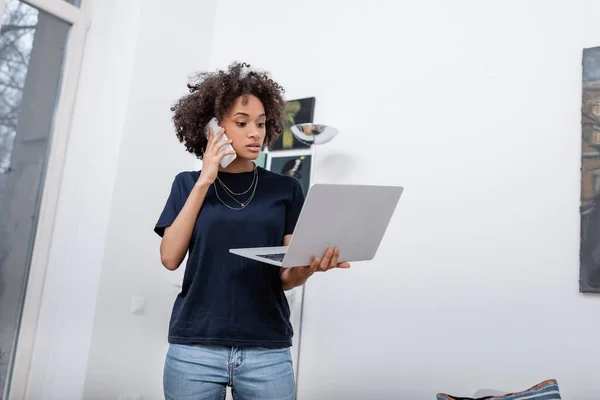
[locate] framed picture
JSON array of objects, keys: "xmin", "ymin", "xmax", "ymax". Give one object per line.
[
  {"xmin": 268, "ymin": 153, "xmax": 312, "ymax": 195},
  {"xmin": 580, "ymin": 46, "xmax": 600, "ymax": 293},
  {"xmin": 268, "ymin": 97, "xmax": 315, "ymax": 152}
]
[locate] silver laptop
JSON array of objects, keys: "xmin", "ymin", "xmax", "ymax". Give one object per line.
[{"xmin": 229, "ymin": 183, "xmax": 403, "ymax": 267}]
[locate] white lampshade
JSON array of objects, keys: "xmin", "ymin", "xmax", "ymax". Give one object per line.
[{"xmin": 290, "ymin": 123, "xmax": 339, "ymax": 145}]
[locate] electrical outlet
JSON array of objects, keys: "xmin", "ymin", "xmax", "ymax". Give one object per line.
[{"xmin": 130, "ymin": 296, "xmax": 145, "ymax": 315}]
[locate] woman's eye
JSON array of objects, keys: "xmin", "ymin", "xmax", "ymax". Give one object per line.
[
  {"xmin": 236, "ymin": 122, "xmax": 247, "ymax": 127},
  {"xmin": 258, "ymin": 123, "xmax": 266, "ymax": 128}
]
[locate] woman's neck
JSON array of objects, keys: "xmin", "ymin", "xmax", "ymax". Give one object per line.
[{"xmin": 219, "ymin": 158, "xmax": 255, "ymax": 173}]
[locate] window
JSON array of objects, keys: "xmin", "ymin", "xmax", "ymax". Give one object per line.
[{"xmin": 0, "ymin": 0, "xmax": 88, "ymax": 397}]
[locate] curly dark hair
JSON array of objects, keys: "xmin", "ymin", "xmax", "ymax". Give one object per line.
[{"xmin": 170, "ymin": 61, "xmax": 287, "ymax": 159}]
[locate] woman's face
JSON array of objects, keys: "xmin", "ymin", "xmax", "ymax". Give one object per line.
[{"xmin": 220, "ymin": 95, "xmax": 266, "ymax": 161}]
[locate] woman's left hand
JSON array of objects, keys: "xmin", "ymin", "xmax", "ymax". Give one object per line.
[{"xmin": 298, "ymin": 248, "xmax": 350, "ymax": 278}]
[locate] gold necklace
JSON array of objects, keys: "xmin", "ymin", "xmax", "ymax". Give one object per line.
[
  {"xmin": 216, "ymin": 180, "xmax": 251, "ymax": 206},
  {"xmin": 215, "ymin": 168, "xmax": 257, "ymax": 206},
  {"xmin": 214, "ymin": 172, "xmax": 259, "ymax": 210},
  {"xmin": 216, "ymin": 167, "xmax": 257, "ymax": 196}
]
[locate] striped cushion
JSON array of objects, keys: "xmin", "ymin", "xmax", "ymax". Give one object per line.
[{"xmin": 437, "ymin": 379, "xmax": 561, "ymax": 400}]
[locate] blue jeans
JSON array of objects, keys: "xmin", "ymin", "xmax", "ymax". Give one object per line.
[{"xmin": 163, "ymin": 344, "xmax": 296, "ymax": 400}]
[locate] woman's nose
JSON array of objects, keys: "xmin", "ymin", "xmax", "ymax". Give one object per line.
[{"xmin": 248, "ymin": 128, "xmax": 260, "ymax": 138}]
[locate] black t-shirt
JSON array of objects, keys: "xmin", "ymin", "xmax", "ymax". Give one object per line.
[{"xmin": 154, "ymin": 167, "xmax": 305, "ymax": 348}]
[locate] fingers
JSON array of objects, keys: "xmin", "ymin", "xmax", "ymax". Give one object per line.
[
  {"xmin": 317, "ymin": 248, "xmax": 350, "ymax": 272},
  {"xmin": 318, "ymin": 248, "xmax": 334, "ymax": 272},
  {"xmin": 207, "ymin": 129, "xmax": 233, "ymax": 161},
  {"xmin": 206, "ymin": 128, "xmax": 226, "ymax": 151},
  {"xmin": 329, "ymin": 248, "xmax": 340, "ymax": 269},
  {"xmin": 330, "ymin": 248, "xmax": 350, "ymax": 268},
  {"xmin": 298, "ymin": 257, "xmax": 319, "ymax": 278},
  {"xmin": 215, "ymin": 137, "xmax": 233, "ymax": 152},
  {"xmin": 307, "ymin": 257, "xmax": 320, "ymax": 275},
  {"xmin": 301, "ymin": 248, "xmax": 349, "ymax": 277},
  {"xmin": 217, "ymin": 149, "xmax": 236, "ymax": 160},
  {"xmin": 206, "ymin": 127, "xmax": 215, "ymax": 147}
]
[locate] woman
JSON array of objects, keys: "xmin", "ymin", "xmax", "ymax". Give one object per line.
[{"xmin": 154, "ymin": 62, "xmax": 350, "ymax": 400}]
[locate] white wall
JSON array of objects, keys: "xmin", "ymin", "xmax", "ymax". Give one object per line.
[
  {"xmin": 25, "ymin": 0, "xmax": 216, "ymax": 399},
  {"xmin": 81, "ymin": 0, "xmax": 218, "ymax": 398},
  {"xmin": 26, "ymin": 0, "xmax": 143, "ymax": 398},
  {"xmin": 209, "ymin": 0, "xmax": 600, "ymax": 399}
]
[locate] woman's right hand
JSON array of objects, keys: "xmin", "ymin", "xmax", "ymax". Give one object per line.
[{"xmin": 197, "ymin": 127, "xmax": 235, "ymax": 187}]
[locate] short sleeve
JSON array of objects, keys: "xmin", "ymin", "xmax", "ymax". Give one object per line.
[
  {"xmin": 284, "ymin": 178, "xmax": 306, "ymax": 235},
  {"xmin": 154, "ymin": 173, "xmax": 185, "ymax": 237}
]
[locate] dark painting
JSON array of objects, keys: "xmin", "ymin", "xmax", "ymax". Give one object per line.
[
  {"xmin": 268, "ymin": 97, "xmax": 315, "ymax": 151},
  {"xmin": 269, "ymin": 154, "xmax": 312, "ymax": 195},
  {"xmin": 580, "ymin": 46, "xmax": 600, "ymax": 293}
]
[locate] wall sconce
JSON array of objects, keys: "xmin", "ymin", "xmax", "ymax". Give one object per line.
[{"xmin": 290, "ymin": 123, "xmax": 339, "ymax": 146}]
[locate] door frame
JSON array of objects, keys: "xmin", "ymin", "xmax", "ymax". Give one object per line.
[{"xmin": 1, "ymin": 1, "xmax": 90, "ymax": 398}]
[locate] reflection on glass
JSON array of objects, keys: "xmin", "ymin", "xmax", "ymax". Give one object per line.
[
  {"xmin": 0, "ymin": 0, "xmax": 70, "ymax": 395},
  {"xmin": 0, "ymin": 1, "xmax": 37, "ymax": 177},
  {"xmin": 291, "ymin": 123, "xmax": 339, "ymax": 145}
]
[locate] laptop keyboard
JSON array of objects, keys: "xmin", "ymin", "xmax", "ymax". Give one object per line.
[{"xmin": 257, "ymin": 253, "xmax": 286, "ymax": 262}]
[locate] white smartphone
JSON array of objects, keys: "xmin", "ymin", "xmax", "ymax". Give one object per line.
[{"xmin": 204, "ymin": 117, "xmax": 236, "ymax": 168}]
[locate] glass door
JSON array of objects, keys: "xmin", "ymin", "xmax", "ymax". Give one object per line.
[{"xmin": 0, "ymin": 0, "xmax": 87, "ymax": 398}]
